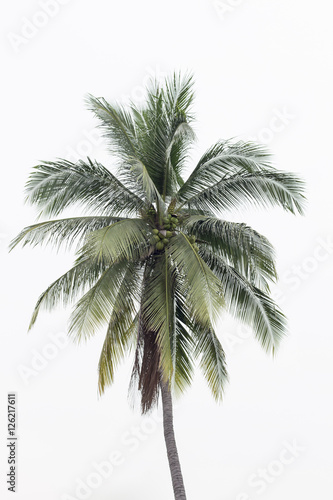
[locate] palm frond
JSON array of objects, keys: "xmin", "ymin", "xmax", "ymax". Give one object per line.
[
  {"xmin": 163, "ymin": 71, "xmax": 195, "ymax": 119},
  {"xmin": 123, "ymin": 73, "xmax": 196, "ymax": 198},
  {"xmin": 171, "ymin": 303, "xmax": 195, "ymax": 394},
  {"xmin": 80, "ymin": 218, "xmax": 150, "ymax": 264},
  {"xmin": 177, "ymin": 140, "xmax": 273, "ymax": 201},
  {"xmin": 28, "ymin": 254, "xmax": 105, "ymax": 330},
  {"xmin": 98, "ymin": 263, "xmax": 142, "ymax": 393},
  {"xmin": 141, "ymin": 251, "xmax": 174, "ymax": 382},
  {"xmin": 193, "ymin": 320, "xmax": 228, "ymax": 401},
  {"xmin": 68, "ymin": 260, "xmax": 130, "ymax": 342},
  {"xmin": 168, "ymin": 232, "xmax": 225, "ymax": 328},
  {"xmin": 9, "ymin": 216, "xmax": 124, "ymax": 252},
  {"xmin": 200, "ymin": 248, "xmax": 287, "ymax": 353},
  {"xmin": 182, "ymin": 215, "xmax": 277, "ymax": 290},
  {"xmin": 177, "ymin": 169, "xmax": 306, "ymax": 216},
  {"xmin": 129, "ymin": 158, "xmax": 165, "ymax": 206},
  {"xmin": 25, "ymin": 158, "xmax": 145, "ymax": 218},
  {"xmin": 85, "ymin": 94, "xmax": 139, "ymax": 160}
]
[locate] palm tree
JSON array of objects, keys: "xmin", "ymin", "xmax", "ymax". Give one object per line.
[{"xmin": 10, "ymin": 73, "xmax": 305, "ymax": 500}]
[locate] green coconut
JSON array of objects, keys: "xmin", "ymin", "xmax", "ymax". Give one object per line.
[
  {"xmin": 151, "ymin": 235, "xmax": 160, "ymax": 243},
  {"xmin": 163, "ymin": 238, "xmax": 169, "ymax": 245},
  {"xmin": 152, "ymin": 229, "xmax": 159, "ymax": 235},
  {"xmin": 165, "ymin": 231, "xmax": 173, "ymax": 238},
  {"xmin": 170, "ymin": 217, "xmax": 177, "ymax": 223},
  {"xmin": 189, "ymin": 235, "xmax": 196, "ymax": 243},
  {"xmin": 158, "ymin": 232, "xmax": 165, "ymax": 239},
  {"xmin": 156, "ymin": 241, "xmax": 164, "ymax": 251}
]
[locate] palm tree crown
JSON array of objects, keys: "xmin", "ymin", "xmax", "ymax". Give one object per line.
[{"xmin": 11, "ymin": 73, "xmax": 305, "ymax": 415}]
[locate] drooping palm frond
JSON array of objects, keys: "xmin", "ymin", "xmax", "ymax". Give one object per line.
[
  {"xmin": 177, "ymin": 169, "xmax": 306, "ymax": 216},
  {"xmin": 182, "ymin": 216, "xmax": 277, "ymax": 290},
  {"xmin": 98, "ymin": 263, "xmax": 142, "ymax": 393},
  {"xmin": 68, "ymin": 259, "xmax": 130, "ymax": 342},
  {"xmin": 9, "ymin": 216, "xmax": 125, "ymax": 252},
  {"xmin": 200, "ymin": 248, "xmax": 287, "ymax": 353},
  {"xmin": 168, "ymin": 232, "xmax": 225, "ymax": 328},
  {"xmin": 177, "ymin": 140, "xmax": 273, "ymax": 202},
  {"xmin": 28, "ymin": 254, "xmax": 106, "ymax": 330},
  {"xmin": 130, "ymin": 262, "xmax": 167, "ymax": 413},
  {"xmin": 192, "ymin": 320, "xmax": 228, "ymax": 402},
  {"xmin": 25, "ymin": 158, "xmax": 145, "ymax": 218},
  {"xmin": 80, "ymin": 218, "xmax": 151, "ymax": 265},
  {"xmin": 169, "ymin": 293, "xmax": 196, "ymax": 394},
  {"xmin": 172, "ymin": 318, "xmax": 195, "ymax": 394},
  {"xmin": 141, "ymin": 251, "xmax": 175, "ymax": 382}
]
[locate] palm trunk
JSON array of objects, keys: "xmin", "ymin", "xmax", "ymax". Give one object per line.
[{"xmin": 160, "ymin": 380, "xmax": 187, "ymax": 500}]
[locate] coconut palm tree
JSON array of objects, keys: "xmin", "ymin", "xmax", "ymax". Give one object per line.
[{"xmin": 10, "ymin": 73, "xmax": 305, "ymax": 500}]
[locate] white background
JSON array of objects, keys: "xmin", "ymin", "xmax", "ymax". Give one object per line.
[{"xmin": 1, "ymin": 1, "xmax": 333, "ymax": 499}]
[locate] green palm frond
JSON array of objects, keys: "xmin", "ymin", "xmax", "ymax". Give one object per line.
[
  {"xmin": 182, "ymin": 216, "xmax": 277, "ymax": 289},
  {"xmin": 141, "ymin": 251, "xmax": 174, "ymax": 381},
  {"xmin": 98, "ymin": 263, "xmax": 142, "ymax": 393},
  {"xmin": 169, "ymin": 295, "xmax": 196, "ymax": 394},
  {"xmin": 177, "ymin": 169, "xmax": 306, "ymax": 216},
  {"xmin": 85, "ymin": 94, "xmax": 139, "ymax": 160},
  {"xmin": 168, "ymin": 232, "xmax": 225, "ymax": 328},
  {"xmin": 193, "ymin": 320, "xmax": 228, "ymax": 401},
  {"xmin": 68, "ymin": 260, "xmax": 130, "ymax": 342},
  {"xmin": 130, "ymin": 85, "xmax": 168, "ymax": 195},
  {"xmin": 99, "ymin": 314, "xmax": 139, "ymax": 395},
  {"xmin": 172, "ymin": 319, "xmax": 195, "ymax": 394},
  {"xmin": 25, "ymin": 158, "xmax": 145, "ymax": 218},
  {"xmin": 163, "ymin": 120, "xmax": 195, "ymax": 198},
  {"xmin": 177, "ymin": 140, "xmax": 273, "ymax": 202},
  {"xmin": 81, "ymin": 218, "xmax": 151, "ymax": 264},
  {"xmin": 200, "ymin": 248, "xmax": 287, "ymax": 353},
  {"xmin": 116, "ymin": 73, "xmax": 196, "ymax": 198},
  {"xmin": 163, "ymin": 71, "xmax": 195, "ymax": 119},
  {"xmin": 9, "ymin": 216, "xmax": 124, "ymax": 252},
  {"xmin": 129, "ymin": 158, "xmax": 165, "ymax": 206},
  {"xmin": 28, "ymin": 254, "xmax": 105, "ymax": 330}
]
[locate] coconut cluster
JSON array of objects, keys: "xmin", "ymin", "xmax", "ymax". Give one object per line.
[
  {"xmin": 150, "ymin": 213, "xmax": 198, "ymax": 252},
  {"xmin": 150, "ymin": 213, "xmax": 179, "ymax": 251}
]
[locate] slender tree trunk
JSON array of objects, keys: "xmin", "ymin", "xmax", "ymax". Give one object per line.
[{"xmin": 160, "ymin": 380, "xmax": 187, "ymax": 500}]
